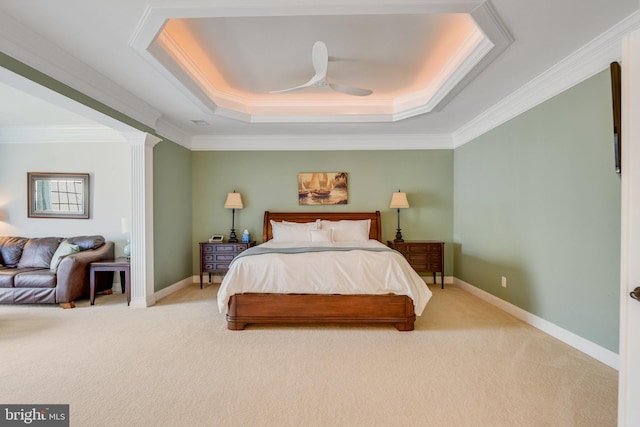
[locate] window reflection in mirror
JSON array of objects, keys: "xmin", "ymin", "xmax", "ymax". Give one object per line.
[{"xmin": 28, "ymin": 172, "xmax": 90, "ymax": 219}]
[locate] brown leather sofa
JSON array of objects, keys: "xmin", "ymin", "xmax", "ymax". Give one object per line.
[{"xmin": 0, "ymin": 235, "xmax": 114, "ymax": 308}]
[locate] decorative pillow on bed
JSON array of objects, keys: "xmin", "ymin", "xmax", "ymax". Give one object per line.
[
  {"xmin": 319, "ymin": 219, "xmax": 371, "ymax": 242},
  {"xmin": 310, "ymin": 228, "xmax": 334, "ymax": 243},
  {"xmin": 282, "ymin": 219, "xmax": 321, "ymax": 225},
  {"xmin": 270, "ymin": 220, "xmax": 318, "ymax": 242}
]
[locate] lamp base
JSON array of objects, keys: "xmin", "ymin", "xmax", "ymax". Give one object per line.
[
  {"xmin": 394, "ymin": 229, "xmax": 404, "ymax": 243},
  {"xmin": 228, "ymin": 229, "xmax": 238, "ymax": 243}
]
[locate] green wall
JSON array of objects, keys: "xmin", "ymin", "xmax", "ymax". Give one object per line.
[
  {"xmin": 453, "ymin": 70, "xmax": 621, "ymax": 352},
  {"xmin": 192, "ymin": 150, "xmax": 454, "ymax": 275},
  {"xmin": 153, "ymin": 140, "xmax": 193, "ymax": 291}
]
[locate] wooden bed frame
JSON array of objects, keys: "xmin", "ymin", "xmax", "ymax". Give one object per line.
[{"xmin": 225, "ymin": 211, "xmax": 416, "ymax": 331}]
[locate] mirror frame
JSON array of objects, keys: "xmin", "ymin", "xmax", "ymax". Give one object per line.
[{"xmin": 27, "ymin": 172, "xmax": 90, "ymax": 219}]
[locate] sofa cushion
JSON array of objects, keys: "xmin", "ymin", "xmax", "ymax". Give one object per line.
[
  {"xmin": 67, "ymin": 235, "xmax": 105, "ymax": 251},
  {"xmin": 0, "ymin": 237, "xmax": 29, "ymax": 267},
  {"xmin": 14, "ymin": 270, "xmax": 57, "ymax": 288},
  {"xmin": 0, "ymin": 288, "xmax": 15, "ymax": 303},
  {"xmin": 0, "ymin": 268, "xmax": 18, "ymax": 288},
  {"xmin": 13, "ymin": 287, "xmax": 56, "ymax": 304},
  {"xmin": 50, "ymin": 240, "xmax": 81, "ymax": 271},
  {"xmin": 17, "ymin": 237, "xmax": 61, "ymax": 269}
]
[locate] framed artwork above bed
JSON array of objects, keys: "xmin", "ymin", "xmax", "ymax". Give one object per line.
[{"xmin": 298, "ymin": 172, "xmax": 348, "ymax": 205}]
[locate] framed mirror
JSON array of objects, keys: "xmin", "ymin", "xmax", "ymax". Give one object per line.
[{"xmin": 28, "ymin": 172, "xmax": 90, "ymax": 219}]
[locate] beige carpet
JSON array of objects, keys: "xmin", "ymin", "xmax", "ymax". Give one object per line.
[{"xmin": 0, "ymin": 283, "xmax": 617, "ymax": 427}]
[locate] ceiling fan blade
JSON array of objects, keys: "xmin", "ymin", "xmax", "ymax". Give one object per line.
[
  {"xmin": 329, "ymin": 82, "xmax": 373, "ymax": 97},
  {"xmin": 269, "ymin": 79, "xmax": 316, "ymax": 94},
  {"xmin": 269, "ymin": 41, "xmax": 329, "ymax": 94},
  {"xmin": 271, "ymin": 41, "xmax": 372, "ymax": 96},
  {"xmin": 311, "ymin": 41, "xmax": 328, "ymax": 77}
]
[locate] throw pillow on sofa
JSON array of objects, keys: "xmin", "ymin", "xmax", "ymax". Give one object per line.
[
  {"xmin": 67, "ymin": 235, "xmax": 105, "ymax": 251},
  {"xmin": 50, "ymin": 240, "xmax": 81, "ymax": 271},
  {"xmin": 0, "ymin": 236, "xmax": 29, "ymax": 267},
  {"xmin": 17, "ymin": 237, "xmax": 62, "ymax": 269}
]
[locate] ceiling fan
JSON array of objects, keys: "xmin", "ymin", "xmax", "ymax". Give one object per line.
[{"xmin": 270, "ymin": 41, "xmax": 373, "ymax": 97}]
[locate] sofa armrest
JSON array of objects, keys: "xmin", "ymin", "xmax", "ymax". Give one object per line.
[{"xmin": 55, "ymin": 241, "xmax": 115, "ymax": 303}]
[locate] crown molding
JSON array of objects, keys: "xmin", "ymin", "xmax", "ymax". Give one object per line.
[
  {"xmin": 0, "ymin": 126, "xmax": 129, "ymax": 144},
  {"xmin": 154, "ymin": 118, "xmax": 193, "ymax": 149},
  {"xmin": 0, "ymin": 11, "xmax": 163, "ymax": 130},
  {"xmin": 452, "ymin": 9, "xmax": 640, "ymax": 148},
  {"xmin": 130, "ymin": 0, "xmax": 510, "ymax": 124},
  {"xmin": 190, "ymin": 133, "xmax": 452, "ymax": 151}
]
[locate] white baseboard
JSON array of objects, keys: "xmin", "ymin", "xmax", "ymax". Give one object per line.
[
  {"xmin": 154, "ymin": 276, "xmax": 194, "ymax": 301},
  {"xmin": 421, "ymin": 275, "xmax": 453, "ymax": 285},
  {"xmin": 154, "ymin": 274, "xmax": 224, "ymax": 302},
  {"xmin": 454, "ymin": 277, "xmax": 619, "ymax": 370}
]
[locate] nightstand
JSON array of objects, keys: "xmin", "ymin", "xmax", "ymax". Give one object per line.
[
  {"xmin": 388, "ymin": 240, "xmax": 445, "ymax": 288},
  {"xmin": 199, "ymin": 241, "xmax": 256, "ymax": 288}
]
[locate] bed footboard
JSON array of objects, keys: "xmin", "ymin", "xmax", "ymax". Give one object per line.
[{"xmin": 226, "ymin": 293, "xmax": 415, "ymax": 331}]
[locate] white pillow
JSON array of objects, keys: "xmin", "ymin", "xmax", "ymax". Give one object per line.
[
  {"xmin": 283, "ymin": 219, "xmax": 321, "ymax": 228},
  {"xmin": 310, "ymin": 228, "xmax": 334, "ymax": 243},
  {"xmin": 319, "ymin": 219, "xmax": 371, "ymax": 242},
  {"xmin": 270, "ymin": 220, "xmax": 317, "ymax": 242}
]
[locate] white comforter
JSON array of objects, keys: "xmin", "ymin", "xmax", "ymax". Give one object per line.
[{"xmin": 216, "ymin": 240, "xmax": 432, "ymax": 315}]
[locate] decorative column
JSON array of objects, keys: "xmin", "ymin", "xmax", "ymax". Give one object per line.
[{"xmin": 125, "ymin": 131, "xmax": 161, "ymax": 307}]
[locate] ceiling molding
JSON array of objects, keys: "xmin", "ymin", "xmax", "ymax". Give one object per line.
[
  {"xmin": 2, "ymin": 1, "xmax": 637, "ymax": 152},
  {"xmin": 190, "ymin": 133, "xmax": 453, "ymax": 151},
  {"xmin": 130, "ymin": 0, "xmax": 511, "ymax": 123},
  {"xmin": 393, "ymin": 27, "xmax": 494, "ymax": 121},
  {"xmin": 0, "ymin": 11, "xmax": 163, "ymax": 130},
  {"xmin": 432, "ymin": 0, "xmax": 513, "ymax": 111},
  {"xmin": 0, "ymin": 66, "xmax": 142, "ymax": 135},
  {"xmin": 154, "ymin": 118, "xmax": 193, "ymax": 149},
  {"xmin": 0, "ymin": 126, "xmax": 129, "ymax": 144},
  {"xmin": 452, "ymin": 9, "xmax": 640, "ymax": 148}
]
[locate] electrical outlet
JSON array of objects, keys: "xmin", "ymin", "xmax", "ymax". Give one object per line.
[{"xmin": 501, "ymin": 276, "xmax": 507, "ymax": 288}]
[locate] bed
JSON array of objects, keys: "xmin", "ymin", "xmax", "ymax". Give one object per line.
[{"xmin": 218, "ymin": 211, "xmax": 432, "ymax": 331}]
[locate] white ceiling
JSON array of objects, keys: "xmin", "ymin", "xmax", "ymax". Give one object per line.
[{"xmin": 0, "ymin": 0, "xmax": 639, "ymax": 149}]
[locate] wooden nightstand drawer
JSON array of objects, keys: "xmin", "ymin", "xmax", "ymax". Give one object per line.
[
  {"xmin": 388, "ymin": 240, "xmax": 445, "ymax": 289},
  {"xmin": 199, "ymin": 241, "xmax": 256, "ymax": 288},
  {"xmin": 214, "ymin": 254, "xmax": 236, "ymax": 262},
  {"xmin": 212, "ymin": 244, "xmax": 240, "ymax": 252},
  {"xmin": 407, "ymin": 254, "xmax": 427, "ymax": 264},
  {"xmin": 405, "ymin": 244, "xmax": 429, "ymax": 253}
]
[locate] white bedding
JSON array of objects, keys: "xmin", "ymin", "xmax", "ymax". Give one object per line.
[{"xmin": 216, "ymin": 239, "xmax": 432, "ymax": 315}]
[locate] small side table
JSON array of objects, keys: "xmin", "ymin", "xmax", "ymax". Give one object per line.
[{"xmin": 90, "ymin": 257, "xmax": 131, "ymax": 305}]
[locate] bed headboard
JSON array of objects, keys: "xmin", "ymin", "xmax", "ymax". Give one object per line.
[{"xmin": 263, "ymin": 211, "xmax": 382, "ymax": 242}]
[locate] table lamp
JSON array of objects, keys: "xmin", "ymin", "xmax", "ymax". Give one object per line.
[
  {"xmin": 390, "ymin": 190, "xmax": 409, "ymax": 242},
  {"xmin": 224, "ymin": 191, "xmax": 243, "ymax": 243}
]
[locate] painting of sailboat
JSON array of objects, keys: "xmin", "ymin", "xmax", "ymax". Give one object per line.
[{"xmin": 298, "ymin": 172, "xmax": 348, "ymax": 205}]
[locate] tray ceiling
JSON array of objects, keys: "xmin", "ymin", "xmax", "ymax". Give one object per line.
[
  {"xmin": 132, "ymin": 4, "xmax": 511, "ymax": 123},
  {"xmin": 0, "ymin": 0, "xmax": 639, "ymax": 149}
]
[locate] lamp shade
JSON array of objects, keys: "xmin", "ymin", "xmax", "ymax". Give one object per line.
[
  {"xmin": 389, "ymin": 192, "xmax": 409, "ymax": 209},
  {"xmin": 224, "ymin": 192, "xmax": 244, "ymax": 209}
]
